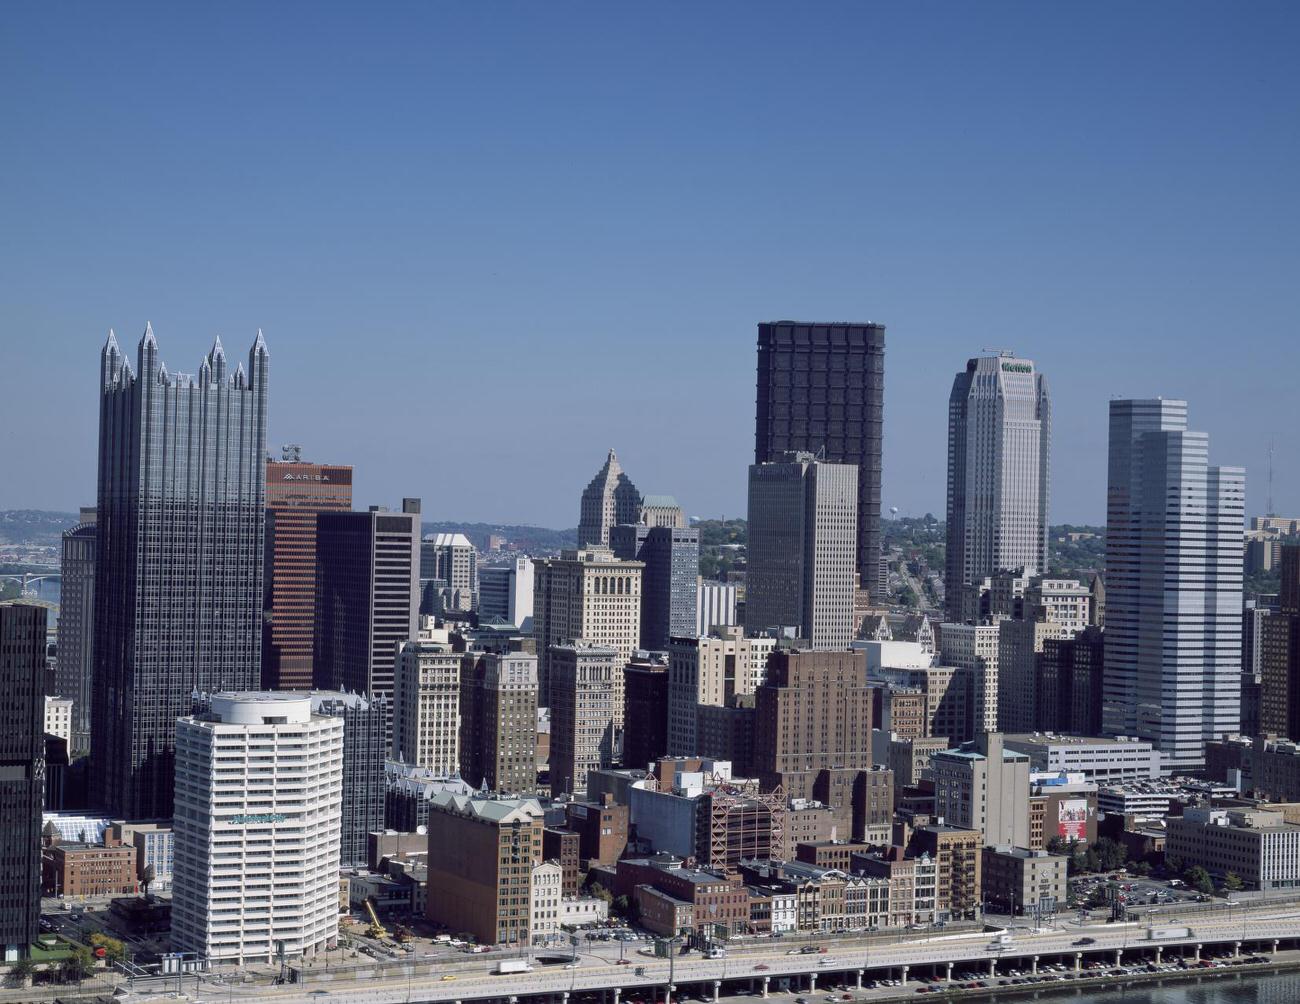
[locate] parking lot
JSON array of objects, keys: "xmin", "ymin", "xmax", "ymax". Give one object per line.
[{"xmin": 1068, "ymin": 873, "xmax": 1208, "ymax": 916}]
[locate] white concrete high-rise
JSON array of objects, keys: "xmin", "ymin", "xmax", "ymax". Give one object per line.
[
  {"xmin": 945, "ymin": 355, "xmax": 1050, "ymax": 621},
  {"xmin": 172, "ymin": 692, "xmax": 343, "ymax": 966},
  {"xmin": 479, "ymin": 557, "xmax": 535, "ymax": 630},
  {"xmin": 696, "ymin": 580, "xmax": 738, "ymax": 635},
  {"xmin": 745, "ymin": 452, "xmax": 858, "ymax": 650},
  {"xmin": 1102, "ymin": 399, "xmax": 1244, "ymax": 772}
]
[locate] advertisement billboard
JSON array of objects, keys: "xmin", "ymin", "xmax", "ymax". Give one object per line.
[{"xmin": 1057, "ymin": 798, "xmax": 1088, "ymax": 841}]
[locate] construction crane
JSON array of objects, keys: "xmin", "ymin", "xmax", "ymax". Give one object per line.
[{"xmin": 365, "ymin": 898, "xmax": 390, "ymax": 941}]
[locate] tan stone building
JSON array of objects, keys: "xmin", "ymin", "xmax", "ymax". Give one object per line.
[
  {"xmin": 931, "ymin": 733, "xmax": 1031, "ymax": 847},
  {"xmin": 394, "ymin": 623, "xmax": 463, "ymax": 774},
  {"xmin": 981, "ymin": 846, "xmax": 1068, "ymax": 916},
  {"xmin": 460, "ymin": 650, "xmax": 539, "ymax": 794},
  {"xmin": 667, "ymin": 627, "xmax": 775, "ymax": 754},
  {"xmin": 548, "ymin": 643, "xmax": 619, "ymax": 797},
  {"xmin": 533, "ymin": 548, "xmax": 642, "ymax": 718},
  {"xmin": 425, "ymin": 792, "xmax": 545, "ymax": 946},
  {"xmin": 938, "ymin": 622, "xmax": 1001, "ymax": 736}
]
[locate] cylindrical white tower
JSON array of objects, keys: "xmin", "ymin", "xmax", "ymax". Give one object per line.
[{"xmin": 172, "ymin": 691, "xmax": 343, "ymax": 965}]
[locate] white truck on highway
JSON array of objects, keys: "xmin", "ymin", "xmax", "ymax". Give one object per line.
[
  {"xmin": 494, "ymin": 959, "xmax": 534, "ymax": 975},
  {"xmin": 1147, "ymin": 927, "xmax": 1191, "ymax": 941}
]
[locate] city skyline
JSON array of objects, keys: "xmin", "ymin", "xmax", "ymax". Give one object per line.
[{"xmin": 2, "ymin": 4, "xmax": 1297, "ymax": 525}]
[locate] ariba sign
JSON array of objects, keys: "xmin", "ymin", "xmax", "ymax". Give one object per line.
[{"xmin": 284, "ymin": 473, "xmax": 331, "ymax": 481}]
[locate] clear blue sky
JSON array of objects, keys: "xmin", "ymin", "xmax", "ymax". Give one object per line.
[{"xmin": 2, "ymin": 2, "xmax": 1297, "ymax": 526}]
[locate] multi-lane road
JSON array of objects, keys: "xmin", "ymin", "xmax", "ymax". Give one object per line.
[{"xmin": 110, "ymin": 901, "xmax": 1300, "ymax": 1004}]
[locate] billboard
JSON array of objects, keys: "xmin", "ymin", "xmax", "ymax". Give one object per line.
[{"xmin": 1057, "ymin": 798, "xmax": 1088, "ymax": 841}]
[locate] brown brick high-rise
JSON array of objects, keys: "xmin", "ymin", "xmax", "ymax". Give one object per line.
[
  {"xmin": 262, "ymin": 456, "xmax": 352, "ymax": 690},
  {"xmin": 754, "ymin": 649, "xmax": 874, "ymax": 796}
]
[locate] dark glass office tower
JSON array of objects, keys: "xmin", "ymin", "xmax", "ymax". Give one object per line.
[
  {"xmin": 755, "ymin": 321, "xmax": 886, "ymax": 594},
  {"xmin": 311, "ymin": 691, "xmax": 389, "ymax": 868},
  {"xmin": 0, "ymin": 602, "xmax": 49, "ymax": 958},
  {"xmin": 609, "ymin": 523, "xmax": 700, "ymax": 650},
  {"xmin": 313, "ymin": 501, "xmax": 421, "ymax": 696},
  {"xmin": 56, "ymin": 512, "xmax": 96, "ymax": 755},
  {"xmin": 92, "ymin": 326, "xmax": 268, "ymax": 820}
]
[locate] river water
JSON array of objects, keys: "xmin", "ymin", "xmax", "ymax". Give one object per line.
[{"xmin": 985, "ymin": 970, "xmax": 1300, "ymax": 1004}]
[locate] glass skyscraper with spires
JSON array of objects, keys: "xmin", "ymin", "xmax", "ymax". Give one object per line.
[{"xmin": 92, "ymin": 325, "xmax": 269, "ymax": 819}]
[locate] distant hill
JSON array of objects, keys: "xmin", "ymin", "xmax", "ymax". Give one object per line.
[
  {"xmin": 422, "ymin": 521, "xmax": 576, "ymax": 557},
  {"xmin": 0, "ymin": 510, "xmax": 81, "ymax": 546}
]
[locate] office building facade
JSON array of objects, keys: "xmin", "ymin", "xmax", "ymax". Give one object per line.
[
  {"xmin": 262, "ymin": 452, "xmax": 353, "ymax": 690},
  {"xmin": 0, "ymin": 603, "xmax": 46, "ymax": 960},
  {"xmin": 1036, "ymin": 626, "xmax": 1105, "ymax": 736},
  {"xmin": 1102, "ymin": 399, "xmax": 1244, "ymax": 771},
  {"xmin": 577, "ymin": 449, "xmax": 641, "ymax": 548},
  {"xmin": 533, "ymin": 548, "xmax": 642, "ymax": 714},
  {"xmin": 623, "ymin": 652, "xmax": 670, "ymax": 770},
  {"xmin": 460, "ymin": 651, "xmax": 539, "ymax": 794},
  {"xmin": 56, "ymin": 513, "xmax": 96, "ymax": 755},
  {"xmin": 478, "ymin": 557, "xmax": 535, "ymax": 630},
  {"xmin": 931, "ymin": 734, "xmax": 1031, "ymax": 847},
  {"xmin": 311, "ymin": 691, "xmax": 388, "ymax": 869},
  {"xmin": 746, "ymin": 452, "xmax": 857, "ymax": 649},
  {"xmin": 667, "ymin": 627, "xmax": 775, "ymax": 755},
  {"xmin": 93, "ymin": 328, "xmax": 268, "ymax": 820},
  {"xmin": 938, "ymin": 622, "xmax": 1001, "ymax": 736},
  {"xmin": 425, "ymin": 791, "xmax": 545, "ymax": 946},
  {"xmin": 313, "ymin": 501, "xmax": 421, "ymax": 696},
  {"xmin": 172, "ymin": 693, "xmax": 343, "ymax": 965},
  {"xmin": 754, "ymin": 321, "xmax": 885, "ymax": 593},
  {"xmin": 944, "ymin": 355, "xmax": 1051, "ymax": 621},
  {"xmin": 420, "ymin": 532, "xmax": 479, "ymax": 613},
  {"xmin": 610, "ymin": 523, "xmax": 700, "ymax": 650},
  {"xmin": 549, "ymin": 643, "xmax": 619, "ymax": 797},
  {"xmin": 753, "ymin": 649, "xmax": 874, "ymax": 795},
  {"xmin": 697, "ymin": 580, "xmax": 738, "ymax": 635},
  {"xmin": 394, "ymin": 628, "xmax": 463, "ymax": 774},
  {"xmin": 1261, "ymin": 545, "xmax": 1300, "ymax": 741}
]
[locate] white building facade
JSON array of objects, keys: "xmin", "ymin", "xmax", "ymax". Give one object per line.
[
  {"xmin": 1102, "ymin": 399, "xmax": 1244, "ymax": 772},
  {"xmin": 172, "ymin": 693, "xmax": 343, "ymax": 965},
  {"xmin": 944, "ymin": 355, "xmax": 1050, "ymax": 622}
]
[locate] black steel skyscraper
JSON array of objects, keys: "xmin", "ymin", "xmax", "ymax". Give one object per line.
[
  {"xmin": 754, "ymin": 321, "xmax": 886, "ymax": 594},
  {"xmin": 0, "ymin": 603, "xmax": 45, "ymax": 960},
  {"xmin": 92, "ymin": 326, "xmax": 268, "ymax": 819}
]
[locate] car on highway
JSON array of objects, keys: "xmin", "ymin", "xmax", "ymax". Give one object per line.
[{"xmin": 754, "ymin": 964, "xmax": 770, "ymax": 971}]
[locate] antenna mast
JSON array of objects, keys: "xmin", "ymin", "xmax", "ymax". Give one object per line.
[{"xmin": 1268, "ymin": 440, "xmax": 1275, "ymax": 516}]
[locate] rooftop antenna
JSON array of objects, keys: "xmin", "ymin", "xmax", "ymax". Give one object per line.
[
  {"xmin": 981, "ymin": 347, "xmax": 1016, "ymax": 358},
  {"xmin": 1268, "ymin": 439, "xmax": 1275, "ymax": 516},
  {"xmin": 282, "ymin": 443, "xmax": 302, "ymax": 463}
]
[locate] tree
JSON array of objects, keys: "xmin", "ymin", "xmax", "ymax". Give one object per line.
[
  {"xmin": 587, "ymin": 883, "xmax": 613, "ymax": 904},
  {"xmin": 5, "ymin": 957, "xmax": 36, "ymax": 986},
  {"xmin": 1223, "ymin": 872, "xmax": 1244, "ymax": 892},
  {"xmin": 1184, "ymin": 866, "xmax": 1214, "ymax": 896},
  {"xmin": 140, "ymin": 863, "xmax": 156, "ymax": 898},
  {"xmin": 89, "ymin": 933, "xmax": 128, "ymax": 964},
  {"xmin": 59, "ymin": 947, "xmax": 95, "ymax": 985},
  {"xmin": 613, "ymin": 895, "xmax": 630, "ymax": 916}
]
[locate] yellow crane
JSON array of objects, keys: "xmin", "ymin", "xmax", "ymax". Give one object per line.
[{"xmin": 365, "ymin": 898, "xmax": 390, "ymax": 941}]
